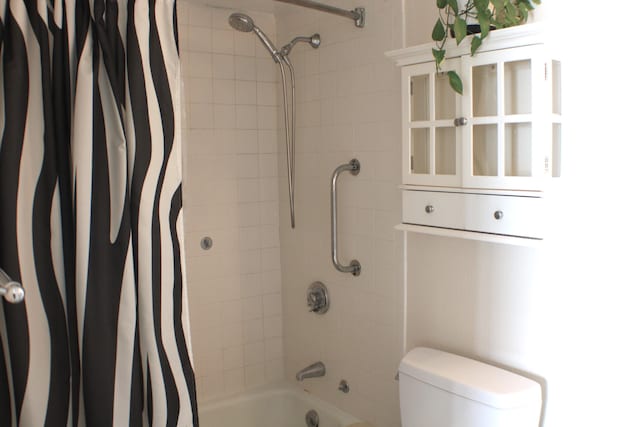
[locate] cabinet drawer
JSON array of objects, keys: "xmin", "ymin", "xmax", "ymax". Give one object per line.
[
  {"xmin": 402, "ymin": 191, "xmax": 465, "ymax": 230},
  {"xmin": 465, "ymin": 194, "xmax": 544, "ymax": 239}
]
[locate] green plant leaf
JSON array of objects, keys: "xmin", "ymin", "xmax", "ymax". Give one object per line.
[
  {"xmin": 432, "ymin": 18, "xmax": 446, "ymax": 42},
  {"xmin": 447, "ymin": 0, "xmax": 459, "ymax": 14},
  {"xmin": 432, "ymin": 48, "xmax": 446, "ymax": 66},
  {"xmin": 470, "ymin": 36, "xmax": 483, "ymax": 55},
  {"xmin": 437, "ymin": 0, "xmax": 448, "ymax": 8},
  {"xmin": 478, "ymin": 9, "xmax": 491, "ymax": 38},
  {"xmin": 454, "ymin": 17, "xmax": 467, "ymax": 45},
  {"xmin": 448, "ymin": 71, "xmax": 463, "ymax": 95}
]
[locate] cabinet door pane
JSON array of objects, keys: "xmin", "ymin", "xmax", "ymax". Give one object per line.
[
  {"xmin": 552, "ymin": 60, "xmax": 562, "ymax": 115},
  {"xmin": 504, "ymin": 60, "xmax": 532, "ymax": 115},
  {"xmin": 411, "ymin": 74, "xmax": 430, "ymax": 121},
  {"xmin": 411, "ymin": 128, "xmax": 430, "ymax": 174},
  {"xmin": 505, "ymin": 123, "xmax": 532, "ymax": 177},
  {"xmin": 435, "ymin": 127, "xmax": 456, "ymax": 175},
  {"xmin": 552, "ymin": 123, "xmax": 562, "ymax": 177},
  {"xmin": 473, "ymin": 124, "xmax": 497, "ymax": 176},
  {"xmin": 472, "ymin": 64, "xmax": 497, "ymax": 117},
  {"xmin": 435, "ymin": 72, "xmax": 456, "ymax": 120}
]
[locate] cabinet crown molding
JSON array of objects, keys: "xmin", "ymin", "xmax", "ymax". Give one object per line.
[{"xmin": 386, "ymin": 23, "xmax": 550, "ymax": 67}]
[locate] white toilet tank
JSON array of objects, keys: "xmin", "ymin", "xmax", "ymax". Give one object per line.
[{"xmin": 399, "ymin": 348, "xmax": 541, "ymax": 427}]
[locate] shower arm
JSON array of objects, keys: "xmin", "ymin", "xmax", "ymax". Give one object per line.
[{"xmin": 274, "ymin": 0, "xmax": 365, "ymax": 28}]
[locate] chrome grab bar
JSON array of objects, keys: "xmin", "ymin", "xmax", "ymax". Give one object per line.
[
  {"xmin": 0, "ymin": 268, "xmax": 25, "ymax": 304},
  {"xmin": 331, "ymin": 159, "xmax": 361, "ymax": 276}
]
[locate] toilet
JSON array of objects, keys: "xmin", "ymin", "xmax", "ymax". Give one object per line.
[{"xmin": 398, "ymin": 347, "xmax": 542, "ymax": 427}]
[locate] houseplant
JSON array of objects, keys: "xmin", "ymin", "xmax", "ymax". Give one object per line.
[{"xmin": 432, "ymin": 0, "xmax": 541, "ymax": 94}]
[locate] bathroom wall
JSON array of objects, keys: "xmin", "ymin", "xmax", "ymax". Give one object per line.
[
  {"xmin": 275, "ymin": 2, "xmax": 405, "ymax": 426},
  {"xmin": 401, "ymin": 2, "xmax": 640, "ymax": 427},
  {"xmin": 177, "ymin": 1, "xmax": 284, "ymax": 404}
]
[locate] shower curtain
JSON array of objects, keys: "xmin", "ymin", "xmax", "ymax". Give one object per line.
[{"xmin": 0, "ymin": 0, "xmax": 198, "ymax": 426}]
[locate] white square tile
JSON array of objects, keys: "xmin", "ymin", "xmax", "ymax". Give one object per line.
[
  {"xmin": 213, "ymin": 79, "xmax": 235, "ymax": 104},
  {"xmin": 223, "ymin": 368, "xmax": 245, "ymax": 395},
  {"xmin": 189, "ymin": 104, "xmax": 213, "ymax": 129},
  {"xmin": 236, "ymin": 105, "xmax": 258, "ymax": 130},
  {"xmin": 257, "ymin": 82, "xmax": 277, "ymax": 106},
  {"xmin": 236, "ymin": 130, "xmax": 258, "ymax": 154},
  {"xmin": 223, "ymin": 345, "xmax": 244, "ymax": 370},
  {"xmin": 263, "ymin": 316, "xmax": 282, "ymax": 338},
  {"xmin": 261, "ymin": 247, "xmax": 280, "ymax": 271},
  {"xmin": 237, "ymin": 179, "xmax": 260, "ymax": 202},
  {"xmin": 244, "ymin": 363, "xmax": 266, "ymax": 388},
  {"xmin": 213, "ymin": 104, "xmax": 236, "ymax": 129},
  {"xmin": 238, "ymin": 226, "xmax": 261, "ymax": 250},
  {"xmin": 236, "ymin": 154, "xmax": 259, "ymax": 178},
  {"xmin": 243, "ymin": 341, "xmax": 265, "ymax": 366},
  {"xmin": 261, "ymin": 270, "xmax": 281, "ymax": 294},
  {"xmin": 243, "ymin": 318, "xmax": 264, "ymax": 343},
  {"xmin": 258, "ymin": 130, "xmax": 278, "ymax": 154},
  {"xmin": 188, "ymin": 4, "xmax": 212, "ymax": 28},
  {"xmin": 265, "ymin": 358, "xmax": 284, "ymax": 381},
  {"xmin": 235, "ymin": 81, "xmax": 257, "ymax": 105},
  {"xmin": 188, "ymin": 78, "xmax": 213, "ymax": 104},
  {"xmin": 260, "ymin": 226, "xmax": 279, "ymax": 249},
  {"xmin": 257, "ymin": 106, "xmax": 277, "ymax": 130},
  {"xmin": 234, "ymin": 32, "xmax": 256, "ymax": 57},
  {"xmin": 189, "ymin": 52, "xmax": 213, "ymax": 79},
  {"xmin": 242, "ymin": 296, "xmax": 263, "ymax": 320},
  {"xmin": 237, "ymin": 202, "xmax": 261, "ymax": 226},
  {"xmin": 212, "ymin": 29, "xmax": 234, "ymax": 54},
  {"xmin": 222, "ymin": 322, "xmax": 243, "ymax": 347},
  {"xmin": 256, "ymin": 58, "xmax": 277, "ymax": 82},
  {"xmin": 235, "ymin": 56, "xmax": 256, "ymax": 81},
  {"xmin": 259, "ymin": 178, "xmax": 278, "ymax": 202},
  {"xmin": 263, "ymin": 293, "xmax": 282, "ymax": 317},
  {"xmin": 240, "ymin": 273, "xmax": 262, "ymax": 298},
  {"xmin": 189, "ymin": 26, "xmax": 212, "ymax": 52},
  {"xmin": 212, "ymin": 54, "xmax": 235, "ymax": 79},
  {"xmin": 265, "ymin": 337, "xmax": 283, "ymax": 361},
  {"xmin": 259, "ymin": 154, "xmax": 278, "ymax": 178}
]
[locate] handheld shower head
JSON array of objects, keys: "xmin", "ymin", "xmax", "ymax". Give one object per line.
[
  {"xmin": 228, "ymin": 13, "xmax": 254, "ymax": 32},
  {"xmin": 228, "ymin": 13, "xmax": 280, "ymax": 62}
]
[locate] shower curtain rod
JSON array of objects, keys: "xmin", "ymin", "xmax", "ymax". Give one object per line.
[{"xmin": 274, "ymin": 0, "xmax": 365, "ymax": 28}]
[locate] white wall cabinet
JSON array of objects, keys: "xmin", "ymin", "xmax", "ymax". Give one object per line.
[{"xmin": 387, "ymin": 24, "xmax": 561, "ymax": 244}]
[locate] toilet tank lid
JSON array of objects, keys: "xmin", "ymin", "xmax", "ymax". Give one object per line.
[{"xmin": 399, "ymin": 347, "xmax": 541, "ymax": 409}]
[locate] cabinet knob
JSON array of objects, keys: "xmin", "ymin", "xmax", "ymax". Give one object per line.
[
  {"xmin": 454, "ymin": 117, "xmax": 468, "ymax": 127},
  {"xmin": 494, "ymin": 210, "xmax": 504, "ymax": 220},
  {"xmin": 425, "ymin": 205, "xmax": 435, "ymax": 214}
]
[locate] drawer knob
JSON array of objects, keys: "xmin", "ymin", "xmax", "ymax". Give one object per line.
[
  {"xmin": 494, "ymin": 210, "xmax": 504, "ymax": 220},
  {"xmin": 425, "ymin": 205, "xmax": 435, "ymax": 214}
]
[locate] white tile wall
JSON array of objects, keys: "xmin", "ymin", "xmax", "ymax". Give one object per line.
[
  {"xmin": 178, "ymin": 1, "xmax": 284, "ymax": 404},
  {"xmin": 275, "ymin": 2, "xmax": 405, "ymax": 426}
]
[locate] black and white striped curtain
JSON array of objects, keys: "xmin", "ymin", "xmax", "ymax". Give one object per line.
[{"xmin": 0, "ymin": 0, "xmax": 198, "ymax": 426}]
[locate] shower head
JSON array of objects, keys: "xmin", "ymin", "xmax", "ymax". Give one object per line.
[
  {"xmin": 228, "ymin": 13, "xmax": 281, "ymax": 63},
  {"xmin": 280, "ymin": 34, "xmax": 321, "ymax": 57},
  {"xmin": 228, "ymin": 13, "xmax": 254, "ymax": 32}
]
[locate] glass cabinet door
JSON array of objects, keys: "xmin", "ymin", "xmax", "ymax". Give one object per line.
[
  {"xmin": 462, "ymin": 45, "xmax": 548, "ymax": 190},
  {"xmin": 403, "ymin": 60, "xmax": 461, "ymax": 187}
]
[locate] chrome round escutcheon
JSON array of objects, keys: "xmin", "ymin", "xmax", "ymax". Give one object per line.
[
  {"xmin": 425, "ymin": 205, "xmax": 435, "ymax": 214},
  {"xmin": 494, "ymin": 210, "xmax": 504, "ymax": 220},
  {"xmin": 307, "ymin": 281, "xmax": 330, "ymax": 314}
]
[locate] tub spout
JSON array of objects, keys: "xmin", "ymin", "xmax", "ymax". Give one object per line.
[{"xmin": 296, "ymin": 361, "xmax": 326, "ymax": 381}]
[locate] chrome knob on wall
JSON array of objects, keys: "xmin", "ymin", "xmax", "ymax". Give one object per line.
[{"xmin": 307, "ymin": 282, "xmax": 329, "ymax": 314}]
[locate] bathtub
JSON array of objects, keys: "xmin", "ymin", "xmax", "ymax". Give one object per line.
[{"xmin": 198, "ymin": 384, "xmax": 361, "ymax": 427}]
